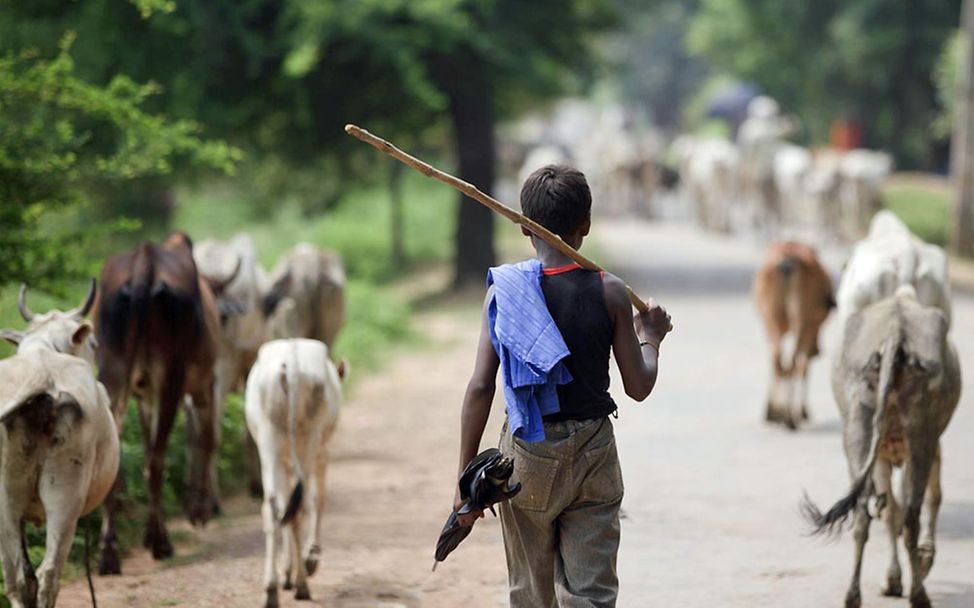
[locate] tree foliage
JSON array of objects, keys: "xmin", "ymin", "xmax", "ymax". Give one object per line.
[
  {"xmin": 688, "ymin": 0, "xmax": 960, "ymax": 168},
  {"xmin": 0, "ymin": 34, "xmax": 239, "ymax": 290}
]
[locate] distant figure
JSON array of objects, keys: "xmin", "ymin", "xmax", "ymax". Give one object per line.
[{"xmin": 829, "ymin": 116, "xmax": 863, "ymax": 152}]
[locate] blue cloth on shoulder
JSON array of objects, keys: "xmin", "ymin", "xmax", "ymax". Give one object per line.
[{"xmin": 487, "ymin": 259, "xmax": 572, "ymax": 442}]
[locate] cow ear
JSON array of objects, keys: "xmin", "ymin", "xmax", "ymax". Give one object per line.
[
  {"xmin": 0, "ymin": 329, "xmax": 24, "ymax": 346},
  {"xmin": 71, "ymin": 322, "xmax": 92, "ymax": 347}
]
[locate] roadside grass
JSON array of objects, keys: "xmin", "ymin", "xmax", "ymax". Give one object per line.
[
  {"xmin": 883, "ymin": 173, "xmax": 952, "ymax": 247},
  {"xmin": 0, "ymin": 171, "xmax": 456, "ymax": 602}
]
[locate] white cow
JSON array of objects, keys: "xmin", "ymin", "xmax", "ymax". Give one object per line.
[
  {"xmin": 245, "ymin": 339, "xmax": 344, "ymax": 608},
  {"xmin": 835, "ymin": 210, "xmax": 951, "ymax": 334},
  {"xmin": 0, "ymin": 282, "xmax": 119, "ymax": 608},
  {"xmin": 773, "ymin": 144, "xmax": 812, "ymax": 227},
  {"xmin": 838, "ymin": 149, "xmax": 893, "ymax": 238},
  {"xmin": 679, "ymin": 137, "xmax": 739, "ymax": 232}
]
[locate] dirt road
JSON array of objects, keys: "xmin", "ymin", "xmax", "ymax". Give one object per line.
[{"xmin": 57, "ymin": 219, "xmax": 973, "ymax": 607}]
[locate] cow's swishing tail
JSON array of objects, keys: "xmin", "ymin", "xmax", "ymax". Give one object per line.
[{"xmin": 801, "ymin": 331, "xmax": 898, "ymax": 535}]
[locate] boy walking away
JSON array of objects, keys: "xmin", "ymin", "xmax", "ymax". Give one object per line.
[{"xmin": 453, "ymin": 165, "xmax": 672, "ymax": 607}]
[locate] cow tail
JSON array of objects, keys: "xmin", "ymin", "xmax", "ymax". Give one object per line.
[
  {"xmin": 280, "ymin": 345, "xmax": 304, "ymax": 525},
  {"xmin": 801, "ymin": 332, "xmax": 899, "ymax": 535}
]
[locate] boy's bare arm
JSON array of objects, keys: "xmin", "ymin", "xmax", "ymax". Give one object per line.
[
  {"xmin": 603, "ymin": 272, "xmax": 671, "ymax": 401},
  {"xmin": 454, "ymin": 289, "xmax": 500, "ymax": 521}
]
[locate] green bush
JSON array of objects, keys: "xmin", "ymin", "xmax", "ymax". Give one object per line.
[{"xmin": 884, "ymin": 179, "xmax": 951, "ymax": 246}]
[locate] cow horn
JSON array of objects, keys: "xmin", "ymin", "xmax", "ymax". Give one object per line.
[
  {"xmin": 68, "ymin": 278, "xmax": 98, "ymax": 319},
  {"xmin": 210, "ymin": 256, "xmax": 242, "ymax": 293},
  {"xmin": 17, "ymin": 284, "xmax": 35, "ymax": 322}
]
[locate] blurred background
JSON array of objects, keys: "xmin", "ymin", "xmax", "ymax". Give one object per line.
[{"xmin": 1, "ymin": 1, "xmax": 972, "ymax": 606}]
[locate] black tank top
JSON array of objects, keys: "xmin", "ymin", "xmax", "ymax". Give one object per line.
[{"xmin": 540, "ymin": 263, "xmax": 617, "ymax": 421}]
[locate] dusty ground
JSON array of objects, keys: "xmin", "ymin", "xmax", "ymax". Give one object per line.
[{"xmin": 56, "ymin": 219, "xmax": 973, "ymax": 608}]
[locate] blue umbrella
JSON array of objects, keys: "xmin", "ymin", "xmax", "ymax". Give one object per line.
[{"xmin": 706, "ymin": 84, "xmax": 761, "ymax": 121}]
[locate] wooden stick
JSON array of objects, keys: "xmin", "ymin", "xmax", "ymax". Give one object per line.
[{"xmin": 345, "ymin": 124, "xmax": 648, "ymax": 313}]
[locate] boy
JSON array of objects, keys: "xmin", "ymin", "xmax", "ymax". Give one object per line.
[{"xmin": 453, "ymin": 165, "xmax": 671, "ymax": 607}]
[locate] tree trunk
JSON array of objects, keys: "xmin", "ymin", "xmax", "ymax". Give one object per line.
[
  {"xmin": 952, "ymin": 0, "xmax": 974, "ymax": 256},
  {"xmin": 440, "ymin": 59, "xmax": 497, "ymax": 287}
]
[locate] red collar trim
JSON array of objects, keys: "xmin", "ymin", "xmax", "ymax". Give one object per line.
[{"xmin": 542, "ymin": 262, "xmax": 582, "ymax": 275}]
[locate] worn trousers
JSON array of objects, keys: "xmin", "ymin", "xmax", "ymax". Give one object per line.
[{"xmin": 499, "ymin": 416, "xmax": 623, "ymax": 608}]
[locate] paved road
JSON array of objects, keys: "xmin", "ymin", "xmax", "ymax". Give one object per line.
[{"xmin": 597, "ymin": 219, "xmax": 974, "ymax": 608}]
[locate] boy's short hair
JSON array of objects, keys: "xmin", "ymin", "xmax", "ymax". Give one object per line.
[{"xmin": 520, "ymin": 165, "xmax": 592, "ymax": 238}]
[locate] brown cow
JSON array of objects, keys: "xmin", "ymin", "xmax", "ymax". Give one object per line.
[
  {"xmin": 753, "ymin": 241, "xmax": 835, "ymax": 429},
  {"xmin": 93, "ymin": 232, "xmax": 223, "ymax": 574}
]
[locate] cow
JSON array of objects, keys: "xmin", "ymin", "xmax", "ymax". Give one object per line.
[
  {"xmin": 838, "ymin": 149, "xmax": 893, "ymax": 239},
  {"xmin": 194, "ymin": 234, "xmax": 289, "ymax": 499},
  {"xmin": 834, "ymin": 211, "xmax": 951, "ymax": 335},
  {"xmin": 265, "ymin": 243, "xmax": 346, "ymax": 348},
  {"xmin": 753, "ymin": 241, "xmax": 835, "ymax": 429},
  {"xmin": 0, "ymin": 282, "xmax": 119, "ymax": 608},
  {"xmin": 245, "ymin": 339, "xmax": 345, "ymax": 608},
  {"xmin": 676, "ymin": 137, "xmax": 739, "ymax": 232},
  {"xmin": 93, "ymin": 232, "xmax": 223, "ymax": 573},
  {"xmin": 802, "ymin": 286, "xmax": 960, "ymax": 608}
]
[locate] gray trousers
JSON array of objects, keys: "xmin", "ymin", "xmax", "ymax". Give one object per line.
[{"xmin": 499, "ymin": 417, "xmax": 623, "ymax": 608}]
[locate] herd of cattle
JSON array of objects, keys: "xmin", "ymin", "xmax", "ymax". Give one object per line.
[
  {"xmin": 754, "ymin": 211, "xmax": 960, "ymax": 608},
  {"xmin": 504, "ymin": 97, "xmax": 893, "ymax": 243},
  {"xmin": 0, "ymin": 233, "xmax": 346, "ymax": 608}
]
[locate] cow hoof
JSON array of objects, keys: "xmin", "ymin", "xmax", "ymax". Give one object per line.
[
  {"xmin": 99, "ymin": 545, "xmax": 122, "ymax": 576},
  {"xmin": 295, "ymin": 583, "xmax": 311, "ymax": 601},
  {"xmin": 305, "ymin": 545, "xmax": 320, "ymax": 576},
  {"xmin": 783, "ymin": 416, "xmax": 798, "ymax": 431},
  {"xmin": 150, "ymin": 537, "xmax": 174, "ymax": 560},
  {"xmin": 918, "ymin": 543, "xmax": 935, "ymax": 580},
  {"xmin": 844, "ymin": 588, "xmax": 861, "ymax": 608},
  {"xmin": 185, "ymin": 489, "xmax": 214, "ymax": 527},
  {"xmin": 910, "ymin": 588, "xmax": 931, "ymax": 608},
  {"xmin": 264, "ymin": 588, "xmax": 279, "ymax": 608},
  {"xmin": 882, "ymin": 578, "xmax": 903, "ymax": 597},
  {"xmin": 282, "ymin": 575, "xmax": 293, "ymax": 591}
]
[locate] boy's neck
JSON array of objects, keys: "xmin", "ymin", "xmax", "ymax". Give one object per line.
[{"xmin": 532, "ymin": 236, "xmax": 582, "ymax": 268}]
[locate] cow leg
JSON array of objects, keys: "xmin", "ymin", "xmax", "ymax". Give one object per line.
[
  {"xmin": 141, "ymin": 371, "xmax": 182, "ymax": 559},
  {"xmin": 874, "ymin": 460, "xmax": 903, "ymax": 596},
  {"xmin": 844, "ymin": 500, "xmax": 871, "ymax": 608},
  {"xmin": 0, "ymin": 493, "xmax": 36, "ymax": 608},
  {"xmin": 98, "ymin": 475, "xmax": 125, "ymax": 574},
  {"xmin": 766, "ymin": 334, "xmax": 784, "ymax": 423},
  {"xmin": 36, "ymin": 497, "xmax": 83, "ymax": 608},
  {"xmin": 902, "ymin": 443, "xmax": 936, "ymax": 608},
  {"xmin": 287, "ymin": 514, "xmax": 311, "ymax": 600},
  {"xmin": 302, "ymin": 457, "xmax": 328, "ymax": 577},
  {"xmin": 261, "ymin": 495, "xmax": 281, "ymax": 608},
  {"xmin": 97, "ymin": 359, "xmax": 130, "ymax": 574},
  {"xmin": 918, "ymin": 445, "xmax": 942, "ymax": 581},
  {"xmin": 185, "ymin": 384, "xmax": 217, "ymax": 526}
]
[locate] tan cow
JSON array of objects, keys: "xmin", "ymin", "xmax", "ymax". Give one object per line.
[
  {"xmin": 0, "ymin": 282, "xmax": 119, "ymax": 608},
  {"xmin": 245, "ymin": 339, "xmax": 344, "ymax": 608},
  {"xmin": 265, "ymin": 244, "xmax": 346, "ymax": 348},
  {"xmin": 753, "ymin": 241, "xmax": 835, "ymax": 429}
]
